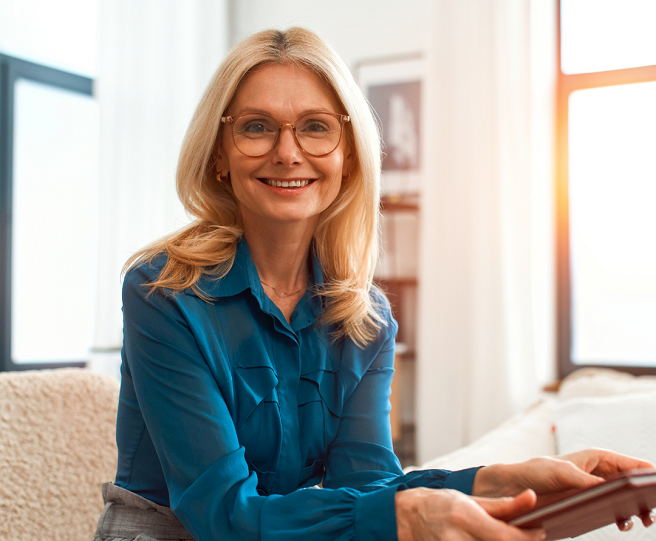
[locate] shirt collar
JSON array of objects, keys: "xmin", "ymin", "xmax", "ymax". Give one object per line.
[{"xmin": 187, "ymin": 237, "xmax": 325, "ymax": 311}]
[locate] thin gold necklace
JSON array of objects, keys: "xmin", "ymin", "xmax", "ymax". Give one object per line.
[{"xmin": 260, "ymin": 277, "xmax": 309, "ymax": 298}]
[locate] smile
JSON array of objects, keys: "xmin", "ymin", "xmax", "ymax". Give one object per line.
[{"xmin": 262, "ymin": 179, "xmax": 312, "ymax": 188}]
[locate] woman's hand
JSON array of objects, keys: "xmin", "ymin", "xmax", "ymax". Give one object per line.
[
  {"xmin": 395, "ymin": 487, "xmax": 546, "ymax": 541},
  {"xmin": 472, "ymin": 449, "xmax": 655, "ymax": 530},
  {"xmin": 473, "ymin": 449, "xmax": 654, "ymax": 501}
]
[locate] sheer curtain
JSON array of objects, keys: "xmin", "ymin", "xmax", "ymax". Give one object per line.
[
  {"xmin": 416, "ymin": 0, "xmax": 557, "ymax": 463},
  {"xmin": 91, "ymin": 0, "xmax": 228, "ymax": 375}
]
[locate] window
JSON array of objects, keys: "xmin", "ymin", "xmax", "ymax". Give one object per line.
[
  {"xmin": 556, "ymin": 0, "xmax": 656, "ymax": 377},
  {"xmin": 0, "ymin": 54, "xmax": 97, "ymax": 371}
]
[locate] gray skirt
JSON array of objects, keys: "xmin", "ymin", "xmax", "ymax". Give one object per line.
[{"xmin": 93, "ymin": 483, "xmax": 195, "ymax": 541}]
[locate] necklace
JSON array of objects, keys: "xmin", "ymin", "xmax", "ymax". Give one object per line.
[{"xmin": 260, "ymin": 277, "xmax": 309, "ymax": 298}]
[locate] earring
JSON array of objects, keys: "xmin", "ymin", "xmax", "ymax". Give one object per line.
[
  {"xmin": 342, "ymin": 171, "xmax": 351, "ymax": 182},
  {"xmin": 217, "ymin": 172, "xmax": 230, "ymax": 182}
]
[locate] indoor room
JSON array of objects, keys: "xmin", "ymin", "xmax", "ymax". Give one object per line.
[{"xmin": 1, "ymin": 1, "xmax": 655, "ymax": 540}]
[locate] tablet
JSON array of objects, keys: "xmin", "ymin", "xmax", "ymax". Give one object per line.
[{"xmin": 509, "ymin": 469, "xmax": 656, "ymax": 540}]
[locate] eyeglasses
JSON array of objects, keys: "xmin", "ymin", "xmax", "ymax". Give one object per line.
[{"xmin": 220, "ymin": 112, "xmax": 350, "ymax": 157}]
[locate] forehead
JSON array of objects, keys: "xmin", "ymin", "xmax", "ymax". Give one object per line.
[{"xmin": 228, "ymin": 63, "xmax": 343, "ymax": 117}]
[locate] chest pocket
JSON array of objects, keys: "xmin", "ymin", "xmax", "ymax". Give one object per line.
[
  {"xmin": 232, "ymin": 357, "xmax": 282, "ymax": 486},
  {"xmin": 297, "ymin": 366, "xmax": 343, "ymax": 485}
]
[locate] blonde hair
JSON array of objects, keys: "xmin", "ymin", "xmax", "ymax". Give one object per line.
[{"xmin": 126, "ymin": 27, "xmax": 385, "ymax": 346}]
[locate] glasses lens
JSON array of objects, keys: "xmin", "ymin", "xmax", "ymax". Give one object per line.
[
  {"xmin": 231, "ymin": 113, "xmax": 343, "ymax": 157},
  {"xmin": 296, "ymin": 113, "xmax": 342, "ymax": 156},
  {"xmin": 232, "ymin": 115, "xmax": 279, "ymax": 157}
]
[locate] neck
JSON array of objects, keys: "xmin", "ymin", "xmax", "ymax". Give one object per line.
[{"xmin": 241, "ymin": 213, "xmax": 316, "ymax": 293}]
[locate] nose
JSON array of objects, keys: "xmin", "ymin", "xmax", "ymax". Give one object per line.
[{"xmin": 271, "ymin": 124, "xmax": 303, "ymax": 165}]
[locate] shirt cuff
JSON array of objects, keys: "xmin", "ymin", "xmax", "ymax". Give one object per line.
[
  {"xmin": 354, "ymin": 483, "xmax": 404, "ymax": 541},
  {"xmin": 442, "ymin": 466, "xmax": 482, "ymax": 495}
]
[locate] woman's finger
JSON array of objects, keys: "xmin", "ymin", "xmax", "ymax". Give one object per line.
[
  {"xmin": 616, "ymin": 517, "xmax": 634, "ymax": 532},
  {"xmin": 474, "ymin": 489, "xmax": 537, "ymax": 521},
  {"xmin": 463, "ymin": 496, "xmax": 546, "ymax": 541},
  {"xmin": 639, "ymin": 510, "xmax": 655, "ymax": 528},
  {"xmin": 560, "ymin": 449, "xmax": 654, "ymax": 478}
]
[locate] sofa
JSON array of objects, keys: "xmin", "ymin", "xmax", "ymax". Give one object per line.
[
  {"xmin": 0, "ymin": 368, "xmax": 120, "ymax": 541},
  {"xmin": 1, "ymin": 366, "xmax": 654, "ymax": 541}
]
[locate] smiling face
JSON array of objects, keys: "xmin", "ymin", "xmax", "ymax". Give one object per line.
[{"xmin": 216, "ymin": 63, "xmax": 352, "ymax": 233}]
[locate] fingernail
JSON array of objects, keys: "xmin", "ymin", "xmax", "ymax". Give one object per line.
[{"xmin": 616, "ymin": 518, "xmax": 634, "ymax": 532}]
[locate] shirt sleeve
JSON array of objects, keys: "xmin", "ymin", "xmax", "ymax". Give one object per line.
[{"xmin": 122, "ymin": 266, "xmax": 404, "ymax": 541}]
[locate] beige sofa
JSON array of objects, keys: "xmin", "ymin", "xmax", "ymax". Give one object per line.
[{"xmin": 0, "ymin": 368, "xmax": 119, "ymax": 541}]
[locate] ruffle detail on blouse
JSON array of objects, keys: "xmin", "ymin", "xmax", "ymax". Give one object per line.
[
  {"xmin": 298, "ymin": 337, "xmax": 344, "ymax": 418},
  {"xmin": 232, "ymin": 355, "xmax": 279, "ymax": 430},
  {"xmin": 298, "ymin": 369, "xmax": 343, "ymax": 418}
]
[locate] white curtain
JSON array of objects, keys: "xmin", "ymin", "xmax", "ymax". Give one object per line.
[
  {"xmin": 91, "ymin": 0, "xmax": 228, "ymax": 372},
  {"xmin": 416, "ymin": 0, "xmax": 557, "ymax": 464}
]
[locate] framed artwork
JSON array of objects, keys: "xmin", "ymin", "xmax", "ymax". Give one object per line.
[{"xmin": 357, "ymin": 54, "xmax": 425, "ymax": 196}]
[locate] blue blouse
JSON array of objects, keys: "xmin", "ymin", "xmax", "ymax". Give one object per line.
[{"xmin": 115, "ymin": 239, "xmax": 480, "ymax": 541}]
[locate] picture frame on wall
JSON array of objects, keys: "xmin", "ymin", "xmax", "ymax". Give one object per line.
[{"xmin": 357, "ymin": 54, "xmax": 425, "ymax": 197}]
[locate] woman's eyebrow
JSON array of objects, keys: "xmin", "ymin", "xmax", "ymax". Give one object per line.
[{"xmin": 230, "ymin": 106, "xmax": 335, "ymax": 117}]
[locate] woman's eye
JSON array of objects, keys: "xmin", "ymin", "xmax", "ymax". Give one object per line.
[
  {"xmin": 243, "ymin": 122, "xmax": 270, "ymax": 134},
  {"xmin": 302, "ymin": 121, "xmax": 329, "ymax": 133}
]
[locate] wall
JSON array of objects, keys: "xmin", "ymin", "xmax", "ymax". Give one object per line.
[{"xmin": 229, "ymin": 0, "xmax": 431, "ymax": 69}]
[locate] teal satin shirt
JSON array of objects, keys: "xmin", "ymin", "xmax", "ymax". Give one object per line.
[{"xmin": 114, "ymin": 239, "xmax": 480, "ymax": 541}]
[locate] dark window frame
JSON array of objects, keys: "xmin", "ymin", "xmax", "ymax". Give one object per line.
[
  {"xmin": 0, "ymin": 53, "xmax": 92, "ymax": 371},
  {"xmin": 555, "ymin": 3, "xmax": 656, "ymax": 378}
]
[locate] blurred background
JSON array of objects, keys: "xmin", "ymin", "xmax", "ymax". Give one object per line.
[{"xmin": 0, "ymin": 0, "xmax": 654, "ymax": 467}]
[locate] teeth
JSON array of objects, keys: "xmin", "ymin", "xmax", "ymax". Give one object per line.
[{"xmin": 266, "ymin": 179, "xmax": 309, "ymax": 188}]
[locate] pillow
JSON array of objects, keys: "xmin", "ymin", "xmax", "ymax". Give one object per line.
[
  {"xmin": 558, "ymin": 367, "xmax": 656, "ymax": 401},
  {"xmin": 553, "ymin": 391, "xmax": 656, "ymax": 540}
]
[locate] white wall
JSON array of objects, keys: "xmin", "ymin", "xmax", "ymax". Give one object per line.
[{"xmin": 230, "ymin": 0, "xmax": 431, "ymax": 69}]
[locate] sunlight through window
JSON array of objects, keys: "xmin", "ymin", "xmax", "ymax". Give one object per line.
[
  {"xmin": 561, "ymin": 0, "xmax": 656, "ymax": 74},
  {"xmin": 569, "ymin": 82, "xmax": 656, "ymax": 365}
]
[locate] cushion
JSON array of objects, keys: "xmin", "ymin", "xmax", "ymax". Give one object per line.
[
  {"xmin": 418, "ymin": 396, "xmax": 557, "ymax": 471},
  {"xmin": 558, "ymin": 367, "xmax": 656, "ymax": 401}
]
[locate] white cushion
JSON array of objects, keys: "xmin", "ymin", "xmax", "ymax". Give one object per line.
[
  {"xmin": 558, "ymin": 367, "xmax": 656, "ymax": 400},
  {"xmin": 418, "ymin": 397, "xmax": 557, "ymax": 471},
  {"xmin": 553, "ymin": 391, "xmax": 656, "ymax": 540}
]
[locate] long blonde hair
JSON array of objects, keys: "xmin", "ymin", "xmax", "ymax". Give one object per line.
[{"xmin": 126, "ymin": 27, "xmax": 385, "ymax": 346}]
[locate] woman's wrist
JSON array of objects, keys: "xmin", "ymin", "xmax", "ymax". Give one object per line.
[
  {"xmin": 395, "ymin": 489, "xmax": 415, "ymax": 541},
  {"xmin": 395, "ymin": 488, "xmax": 429, "ymax": 541},
  {"xmin": 471, "ymin": 463, "xmax": 514, "ymax": 498}
]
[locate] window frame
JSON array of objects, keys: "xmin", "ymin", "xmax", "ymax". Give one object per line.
[
  {"xmin": 0, "ymin": 53, "xmax": 92, "ymax": 372},
  {"xmin": 555, "ymin": 2, "xmax": 656, "ymax": 378}
]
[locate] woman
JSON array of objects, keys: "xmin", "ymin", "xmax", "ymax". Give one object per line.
[{"xmin": 94, "ymin": 28, "xmax": 654, "ymax": 541}]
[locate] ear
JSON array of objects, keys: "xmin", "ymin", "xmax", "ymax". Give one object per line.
[
  {"xmin": 342, "ymin": 145, "xmax": 355, "ymax": 181},
  {"xmin": 212, "ymin": 142, "xmax": 229, "ymax": 178}
]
